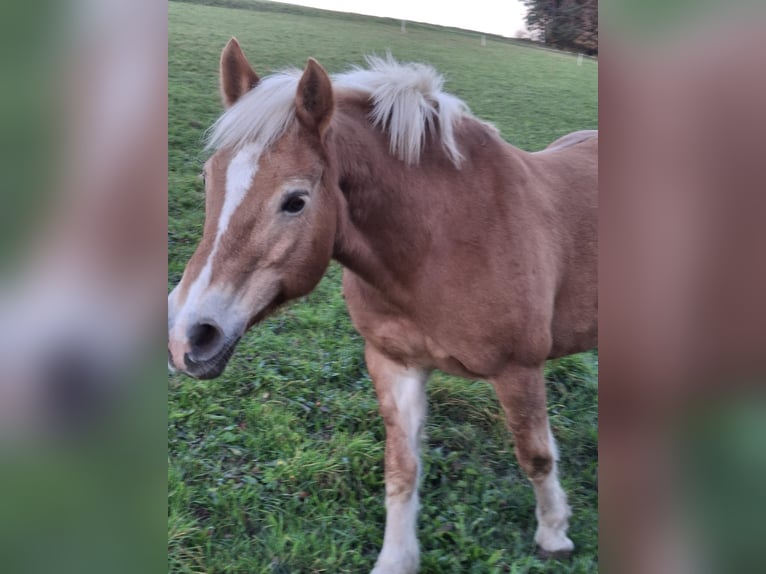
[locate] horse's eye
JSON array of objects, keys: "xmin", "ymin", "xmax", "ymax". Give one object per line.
[{"xmin": 281, "ymin": 195, "xmax": 306, "ymax": 214}]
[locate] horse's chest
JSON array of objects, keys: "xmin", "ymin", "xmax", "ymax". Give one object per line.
[{"xmin": 342, "ymin": 274, "xmax": 492, "ymax": 378}]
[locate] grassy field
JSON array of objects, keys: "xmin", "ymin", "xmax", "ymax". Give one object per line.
[{"xmin": 168, "ymin": 1, "xmax": 598, "ymax": 572}]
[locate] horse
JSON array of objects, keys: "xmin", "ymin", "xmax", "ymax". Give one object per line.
[{"xmin": 168, "ymin": 38, "xmax": 597, "ymax": 573}]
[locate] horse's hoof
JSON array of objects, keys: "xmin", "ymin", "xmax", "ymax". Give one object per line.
[
  {"xmin": 536, "ymin": 545, "xmax": 573, "ymax": 561},
  {"xmin": 370, "ymin": 550, "xmax": 419, "ymax": 574}
]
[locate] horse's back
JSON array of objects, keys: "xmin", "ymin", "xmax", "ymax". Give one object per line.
[{"xmin": 539, "ymin": 129, "xmax": 598, "ymax": 153}]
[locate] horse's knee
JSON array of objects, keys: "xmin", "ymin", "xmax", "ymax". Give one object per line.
[
  {"xmin": 515, "ymin": 443, "xmax": 554, "ymax": 480},
  {"xmin": 530, "ymin": 454, "xmax": 554, "ymax": 478}
]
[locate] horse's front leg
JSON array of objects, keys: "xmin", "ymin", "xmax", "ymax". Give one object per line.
[{"xmin": 366, "ymin": 343, "xmax": 430, "ymax": 574}]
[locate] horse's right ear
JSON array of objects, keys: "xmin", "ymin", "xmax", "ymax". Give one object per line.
[
  {"xmin": 295, "ymin": 58, "xmax": 334, "ymax": 136},
  {"xmin": 219, "ymin": 38, "xmax": 260, "ymax": 108}
]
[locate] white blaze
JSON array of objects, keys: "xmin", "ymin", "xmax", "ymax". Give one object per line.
[{"xmin": 169, "ymin": 144, "xmax": 262, "ymax": 335}]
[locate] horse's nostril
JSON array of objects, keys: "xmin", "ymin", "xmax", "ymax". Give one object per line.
[{"xmin": 187, "ymin": 321, "xmax": 224, "ymax": 362}]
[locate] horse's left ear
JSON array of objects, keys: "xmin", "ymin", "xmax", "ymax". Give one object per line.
[{"xmin": 295, "ymin": 58, "xmax": 333, "ymax": 136}]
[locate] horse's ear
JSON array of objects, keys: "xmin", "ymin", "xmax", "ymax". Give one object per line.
[
  {"xmin": 219, "ymin": 38, "xmax": 259, "ymax": 108},
  {"xmin": 295, "ymin": 58, "xmax": 333, "ymax": 135}
]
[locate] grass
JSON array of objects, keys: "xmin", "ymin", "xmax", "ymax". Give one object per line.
[{"xmin": 168, "ymin": 1, "xmax": 598, "ymax": 572}]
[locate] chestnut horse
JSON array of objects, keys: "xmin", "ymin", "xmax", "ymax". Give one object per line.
[{"xmin": 168, "ymin": 38, "xmax": 597, "ymax": 573}]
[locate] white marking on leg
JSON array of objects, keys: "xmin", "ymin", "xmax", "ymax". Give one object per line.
[
  {"xmin": 532, "ymin": 427, "xmax": 574, "ymax": 553},
  {"xmin": 373, "ymin": 491, "xmax": 421, "ymax": 574},
  {"xmin": 373, "ymin": 367, "xmax": 427, "ymax": 574}
]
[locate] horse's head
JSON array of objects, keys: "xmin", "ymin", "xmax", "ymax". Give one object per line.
[{"xmin": 168, "ymin": 39, "xmax": 339, "ymax": 379}]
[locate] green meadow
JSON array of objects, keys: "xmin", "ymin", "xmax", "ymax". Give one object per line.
[{"xmin": 168, "ymin": 1, "xmax": 598, "ymax": 572}]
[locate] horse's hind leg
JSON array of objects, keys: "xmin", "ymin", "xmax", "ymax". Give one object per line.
[
  {"xmin": 490, "ymin": 364, "xmax": 574, "ymax": 558},
  {"xmin": 366, "ymin": 343, "xmax": 429, "ymax": 574}
]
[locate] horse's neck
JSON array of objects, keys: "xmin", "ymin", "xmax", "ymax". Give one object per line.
[
  {"xmin": 328, "ymin": 103, "xmax": 530, "ymax": 299},
  {"xmin": 329, "ymin": 106, "xmax": 431, "ymax": 297}
]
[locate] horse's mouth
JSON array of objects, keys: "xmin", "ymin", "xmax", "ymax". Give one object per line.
[{"xmin": 184, "ymin": 336, "xmax": 241, "ymax": 380}]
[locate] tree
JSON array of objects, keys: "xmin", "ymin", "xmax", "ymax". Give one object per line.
[
  {"xmin": 522, "ymin": 0, "xmax": 557, "ymax": 44},
  {"xmin": 522, "ymin": 0, "xmax": 598, "ymax": 55},
  {"xmin": 575, "ymin": 0, "xmax": 598, "ymax": 54}
]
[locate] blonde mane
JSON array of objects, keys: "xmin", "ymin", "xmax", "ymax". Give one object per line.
[{"xmin": 205, "ymin": 55, "xmax": 469, "ymax": 167}]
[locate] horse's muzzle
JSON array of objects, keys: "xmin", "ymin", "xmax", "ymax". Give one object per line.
[{"xmin": 168, "ymin": 321, "xmax": 241, "ymax": 380}]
